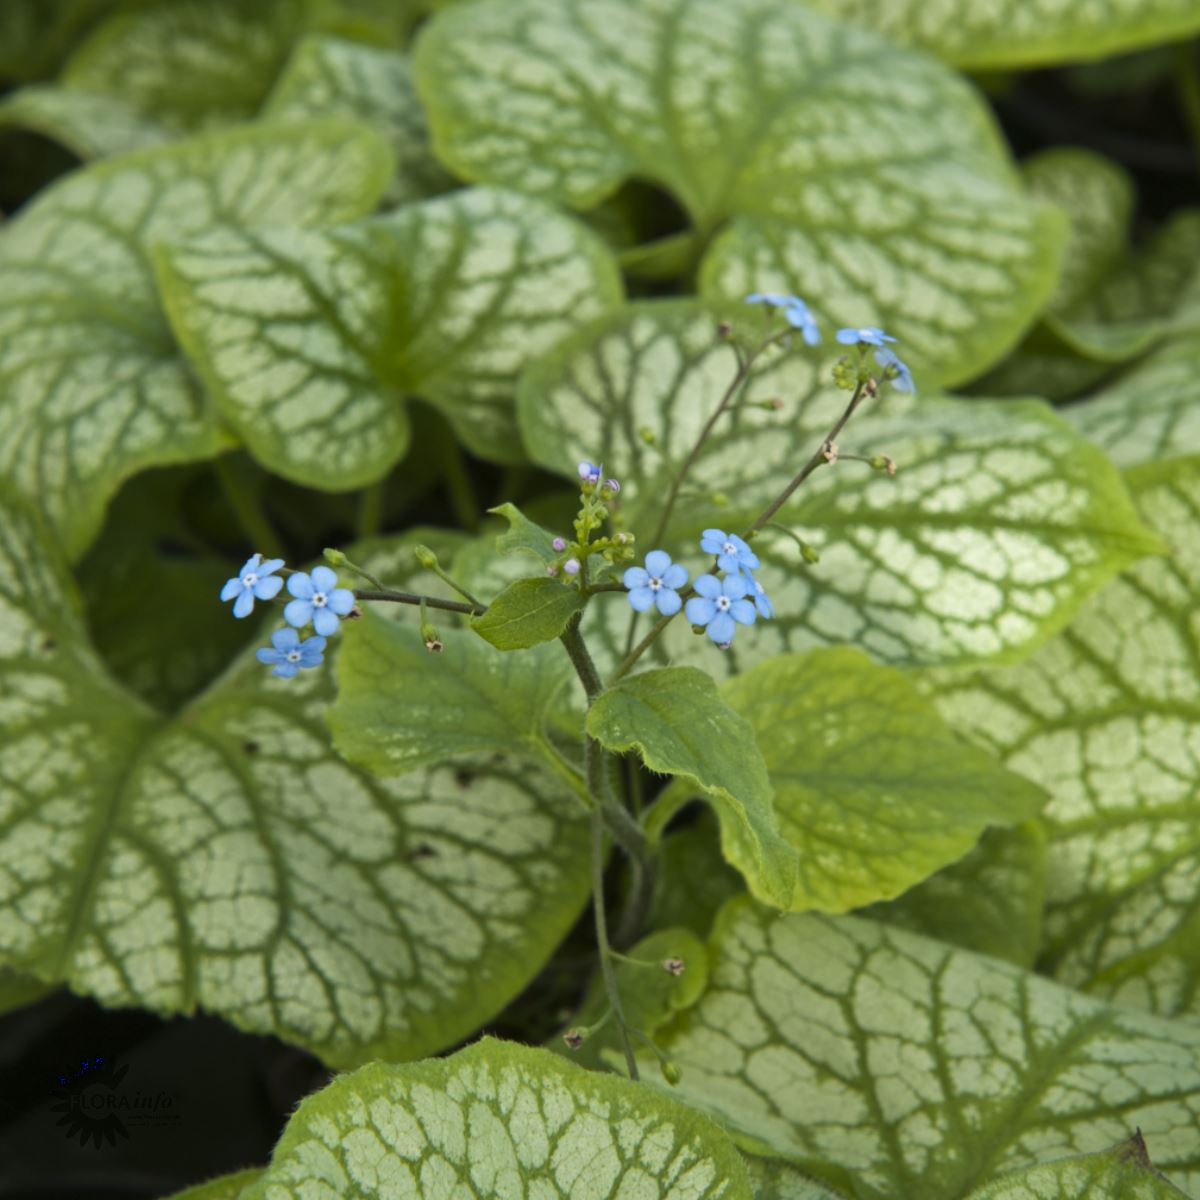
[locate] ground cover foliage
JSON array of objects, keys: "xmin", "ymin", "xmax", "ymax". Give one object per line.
[{"xmin": 1, "ymin": 1, "xmax": 1200, "ymax": 1198}]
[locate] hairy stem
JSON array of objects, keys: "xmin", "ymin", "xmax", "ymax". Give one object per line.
[
  {"xmin": 214, "ymin": 455, "xmax": 285, "ymax": 559},
  {"xmin": 591, "ymin": 806, "xmax": 639, "ymax": 1080},
  {"xmin": 353, "ymin": 588, "xmax": 484, "ymax": 616}
]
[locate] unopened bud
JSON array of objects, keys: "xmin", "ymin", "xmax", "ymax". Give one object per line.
[
  {"xmin": 802, "ymin": 544, "xmax": 820, "ymax": 564},
  {"xmin": 563, "ymin": 1029, "xmax": 585, "ymax": 1050},
  {"xmin": 414, "ymin": 545, "xmax": 439, "ymax": 569},
  {"xmin": 763, "ymin": 397, "xmax": 784, "ymax": 411},
  {"xmin": 662, "ymin": 957, "xmax": 686, "ymax": 976},
  {"xmin": 639, "ymin": 426, "xmax": 656, "ymax": 445},
  {"xmin": 661, "ymin": 1060, "xmax": 682, "ymax": 1086},
  {"xmin": 710, "ymin": 491, "xmax": 729, "ymax": 507},
  {"xmin": 717, "ymin": 320, "xmax": 733, "ymax": 340},
  {"xmin": 546, "ymin": 564, "xmax": 559, "ymax": 576},
  {"xmin": 421, "ymin": 621, "xmax": 443, "ymax": 652},
  {"xmin": 563, "ymin": 558, "xmax": 581, "ymax": 576},
  {"xmin": 323, "ymin": 547, "xmax": 348, "ymax": 567},
  {"xmin": 869, "ymin": 454, "xmax": 897, "ymax": 476},
  {"xmin": 552, "ymin": 536, "xmax": 567, "ymax": 552},
  {"xmin": 616, "ymin": 531, "xmax": 634, "ymax": 545},
  {"xmin": 604, "ymin": 478, "xmax": 621, "ymax": 494}
]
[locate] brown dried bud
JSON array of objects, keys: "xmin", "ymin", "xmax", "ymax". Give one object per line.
[
  {"xmin": 662, "ymin": 957, "xmax": 686, "ymax": 976},
  {"xmin": 562, "ymin": 1029, "xmax": 585, "ymax": 1050},
  {"xmin": 822, "ymin": 441, "xmax": 839, "ymax": 464},
  {"xmin": 717, "ymin": 320, "xmax": 733, "ymax": 340}
]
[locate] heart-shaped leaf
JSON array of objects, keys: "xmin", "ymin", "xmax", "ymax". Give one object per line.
[
  {"xmin": 520, "ymin": 302, "xmax": 1163, "ymax": 669},
  {"xmin": 155, "ymin": 187, "xmax": 623, "ymax": 486},
  {"xmin": 0, "ymin": 117, "xmax": 391, "ymax": 558},
  {"xmin": 414, "ymin": 0, "xmax": 1065, "ymax": 387},
  {"xmin": 240, "ymin": 1039, "xmax": 753, "ymax": 1200},
  {"xmin": 644, "ymin": 897, "xmax": 1200, "ymax": 1199},
  {"xmin": 718, "ymin": 649, "xmax": 1044, "ymax": 913},
  {"xmin": 329, "ymin": 609, "xmax": 575, "ymax": 776},
  {"xmin": 471, "ymin": 577, "xmax": 586, "ymax": 650},
  {"xmin": 804, "ymin": 0, "xmax": 1200, "ymax": 70},
  {"xmin": 0, "ymin": 486, "xmax": 590, "ymax": 1066},
  {"xmin": 262, "ymin": 35, "xmax": 453, "ymax": 207},
  {"xmin": 589, "ymin": 667, "xmax": 796, "ymax": 909},
  {"xmin": 931, "ymin": 460, "xmax": 1200, "ymax": 1018},
  {"xmin": 0, "ymin": 84, "xmax": 171, "ymax": 158}
]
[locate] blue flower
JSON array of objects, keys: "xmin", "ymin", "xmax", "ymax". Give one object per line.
[
  {"xmin": 874, "ymin": 347, "xmax": 915, "ymax": 392},
  {"xmin": 577, "ymin": 461, "xmax": 602, "ymax": 485},
  {"xmin": 700, "ymin": 528, "xmax": 760, "ymax": 576},
  {"xmin": 751, "ymin": 577, "xmax": 776, "ymax": 619},
  {"xmin": 256, "ymin": 627, "xmax": 326, "ymax": 679},
  {"xmin": 836, "ymin": 326, "xmax": 896, "ymax": 347},
  {"xmin": 746, "ymin": 292, "xmax": 821, "ymax": 345},
  {"xmin": 624, "ymin": 550, "xmax": 689, "ymax": 616},
  {"xmin": 284, "ymin": 566, "xmax": 356, "ymax": 636},
  {"xmin": 220, "ymin": 553, "xmax": 284, "ymax": 618},
  {"xmin": 685, "ymin": 574, "xmax": 757, "ymax": 646}
]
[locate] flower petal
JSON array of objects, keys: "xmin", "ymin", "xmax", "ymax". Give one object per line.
[
  {"xmin": 685, "ymin": 597, "xmax": 715, "ymax": 625},
  {"xmin": 287, "ymin": 572, "xmax": 314, "ymax": 600},
  {"xmin": 256, "ymin": 647, "xmax": 282, "ymax": 665},
  {"xmin": 329, "ymin": 588, "xmax": 355, "ymax": 615},
  {"xmin": 310, "ymin": 565, "xmax": 338, "ymax": 592},
  {"xmin": 284, "ymin": 598, "xmax": 313, "ymax": 628},
  {"xmin": 312, "ymin": 608, "xmax": 341, "ymax": 637},
  {"xmin": 623, "ymin": 566, "xmax": 649, "ymax": 589},
  {"xmin": 628, "ymin": 586, "xmax": 656, "ymax": 612},
  {"xmin": 253, "ymin": 575, "xmax": 284, "ymax": 601},
  {"xmin": 232, "ymin": 589, "xmax": 256, "ymax": 619},
  {"xmin": 656, "ymin": 589, "xmax": 682, "ymax": 616},
  {"xmin": 273, "ymin": 661, "xmax": 299, "ymax": 679},
  {"xmin": 661, "ymin": 564, "xmax": 688, "ymax": 590},
  {"xmin": 693, "ymin": 574, "xmax": 721, "ymax": 599},
  {"xmin": 645, "ymin": 549, "xmax": 672, "ymax": 577},
  {"xmin": 272, "ymin": 627, "xmax": 300, "ymax": 650},
  {"xmin": 220, "ymin": 577, "xmax": 243, "ymax": 602},
  {"xmin": 722, "ymin": 574, "xmax": 750, "ymax": 600},
  {"xmin": 237, "ymin": 554, "xmax": 262, "ymax": 577},
  {"xmin": 707, "ymin": 613, "xmax": 735, "ymax": 644},
  {"xmin": 258, "ymin": 558, "xmax": 285, "ymax": 576},
  {"xmin": 731, "ymin": 599, "xmax": 757, "ymax": 625}
]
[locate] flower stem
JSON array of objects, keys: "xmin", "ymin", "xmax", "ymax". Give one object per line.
[
  {"xmin": 353, "ymin": 588, "xmax": 485, "ymax": 616},
  {"xmin": 214, "ymin": 454, "xmax": 285, "ymax": 559},
  {"xmin": 356, "ymin": 480, "xmax": 384, "ymax": 539},
  {"xmin": 743, "ymin": 379, "xmax": 869, "ymax": 537},
  {"xmin": 438, "ymin": 431, "xmax": 480, "ymax": 533},
  {"xmin": 592, "ymin": 806, "xmax": 639, "ymax": 1080}
]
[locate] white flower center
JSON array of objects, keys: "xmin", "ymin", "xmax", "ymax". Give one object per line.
[
  {"xmin": 648, "ymin": 576, "xmax": 662, "ymax": 591},
  {"xmin": 242, "ymin": 572, "xmax": 258, "ymax": 587},
  {"xmin": 722, "ymin": 541, "xmax": 736, "ymax": 556},
  {"xmin": 716, "ymin": 596, "xmax": 731, "ymax": 612},
  {"xmin": 286, "ymin": 649, "xmax": 301, "ymax": 663},
  {"xmin": 312, "ymin": 591, "xmax": 328, "ymax": 608}
]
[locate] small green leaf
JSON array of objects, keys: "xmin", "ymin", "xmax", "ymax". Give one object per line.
[
  {"xmin": 804, "ymin": 0, "xmax": 1200, "ymax": 69},
  {"xmin": 471, "ymin": 577, "xmax": 585, "ymax": 651},
  {"xmin": 0, "ymin": 84, "xmax": 171, "ymax": 158},
  {"xmin": 521, "ymin": 303, "xmax": 1165, "ymax": 670},
  {"xmin": 414, "ymin": 0, "xmax": 1064, "ymax": 387},
  {"xmin": 0, "ymin": 488, "xmax": 590, "ymax": 1066},
  {"xmin": 644, "ymin": 897, "xmax": 1200, "ymax": 1198},
  {"xmin": 589, "ymin": 667, "xmax": 796, "ymax": 910},
  {"xmin": 61, "ymin": 0, "xmax": 318, "ymax": 131},
  {"xmin": 720, "ymin": 649, "xmax": 1044, "ymax": 913},
  {"xmin": 864, "ymin": 823, "xmax": 1047, "ymax": 967},
  {"xmin": 1066, "ymin": 336, "xmax": 1200, "ymax": 470},
  {"xmin": 163, "ymin": 1168, "xmax": 265, "ymax": 1200},
  {"xmin": 330, "ymin": 609, "xmax": 574, "ymax": 772},
  {"xmin": 490, "ymin": 501, "xmax": 561, "ymax": 568},
  {"xmin": 262, "ymin": 35, "xmax": 453, "ymax": 207},
  {"xmin": 0, "ymin": 117, "xmax": 391, "ymax": 558},
  {"xmin": 155, "ymin": 187, "xmax": 622, "ymax": 487},
  {"xmin": 242, "ymin": 1039, "xmax": 753, "ymax": 1200},
  {"xmin": 931, "ymin": 460, "xmax": 1200, "ymax": 1018}
]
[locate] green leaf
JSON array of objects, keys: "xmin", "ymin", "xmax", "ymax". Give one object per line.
[
  {"xmin": 242, "ymin": 1039, "xmax": 753, "ymax": 1200},
  {"xmin": 155, "ymin": 186, "xmax": 622, "ymax": 487},
  {"xmin": 262, "ymin": 35, "xmax": 453, "ymax": 207},
  {"xmin": 0, "ymin": 84, "xmax": 171, "ymax": 158},
  {"xmin": 644, "ymin": 897, "xmax": 1200, "ymax": 1199},
  {"xmin": 163, "ymin": 1168, "xmax": 265, "ymax": 1200},
  {"xmin": 863, "ymin": 823, "xmax": 1047, "ymax": 968},
  {"xmin": 490, "ymin": 501, "xmax": 562, "ymax": 569},
  {"xmin": 0, "ymin": 117, "xmax": 391, "ymax": 559},
  {"xmin": 962, "ymin": 1140, "xmax": 1190, "ymax": 1200},
  {"xmin": 330, "ymin": 609, "xmax": 574, "ymax": 773},
  {"xmin": 414, "ymin": 0, "xmax": 1064, "ymax": 387},
  {"xmin": 0, "ymin": 0, "xmax": 118, "ymax": 84},
  {"xmin": 719, "ymin": 649, "xmax": 1044, "ymax": 913},
  {"xmin": 744, "ymin": 1158, "xmax": 844, "ymax": 1200},
  {"xmin": 471, "ymin": 577, "xmax": 586, "ymax": 651},
  {"xmin": 60, "ymin": 0, "xmax": 319, "ymax": 132},
  {"xmin": 0, "ymin": 487, "xmax": 590, "ymax": 1066},
  {"xmin": 804, "ymin": 0, "xmax": 1200, "ymax": 69},
  {"xmin": 0, "ymin": 968, "xmax": 54, "ymax": 1017},
  {"xmin": 1066, "ymin": 337, "xmax": 1200, "ymax": 470},
  {"xmin": 589, "ymin": 667, "xmax": 796, "ymax": 910},
  {"xmin": 520, "ymin": 302, "xmax": 1164, "ymax": 670},
  {"xmin": 930, "ymin": 460, "xmax": 1200, "ymax": 1018}
]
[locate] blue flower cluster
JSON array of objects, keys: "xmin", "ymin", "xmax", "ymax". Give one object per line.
[
  {"xmin": 745, "ymin": 293, "xmax": 915, "ymax": 393},
  {"xmin": 623, "ymin": 529, "xmax": 775, "ymax": 650},
  {"xmin": 219, "ymin": 553, "xmax": 356, "ymax": 678}
]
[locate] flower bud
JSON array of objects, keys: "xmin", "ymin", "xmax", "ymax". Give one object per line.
[
  {"xmin": 552, "ymin": 536, "xmax": 567, "ymax": 552},
  {"xmin": 869, "ymin": 454, "xmax": 897, "ymax": 476},
  {"xmin": 563, "ymin": 1029, "xmax": 585, "ymax": 1050},
  {"xmin": 661, "ymin": 1060, "xmax": 682, "ymax": 1086},
  {"xmin": 604, "ymin": 478, "xmax": 621, "ymax": 494},
  {"xmin": 421, "ymin": 620, "xmax": 443, "ymax": 652},
  {"xmin": 323, "ymin": 547, "xmax": 348, "ymax": 567},
  {"xmin": 414, "ymin": 545, "xmax": 439, "ymax": 569},
  {"xmin": 563, "ymin": 558, "xmax": 581, "ymax": 576},
  {"xmin": 639, "ymin": 426, "xmax": 657, "ymax": 445}
]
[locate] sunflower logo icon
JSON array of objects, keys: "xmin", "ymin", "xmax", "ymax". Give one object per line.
[{"xmin": 49, "ymin": 1056, "xmax": 131, "ymax": 1149}]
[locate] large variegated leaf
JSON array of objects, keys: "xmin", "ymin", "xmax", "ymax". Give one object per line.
[
  {"xmin": 643, "ymin": 897, "xmax": 1200, "ymax": 1199},
  {"xmin": 414, "ymin": 0, "xmax": 1064, "ymax": 387},
  {"xmin": 520, "ymin": 303, "xmax": 1163, "ymax": 669},
  {"xmin": 262, "ymin": 35, "xmax": 453, "ymax": 207},
  {"xmin": 241, "ymin": 1040, "xmax": 753, "ymax": 1200},
  {"xmin": 0, "ymin": 117, "xmax": 390, "ymax": 559},
  {"xmin": 165, "ymin": 1168, "xmax": 265, "ymax": 1200},
  {"xmin": 0, "ymin": 84, "xmax": 171, "ymax": 158},
  {"xmin": 717, "ymin": 649, "xmax": 1043, "ymax": 913},
  {"xmin": 805, "ymin": 0, "xmax": 1200, "ymax": 69},
  {"xmin": 156, "ymin": 187, "xmax": 622, "ymax": 485},
  {"xmin": 931, "ymin": 461, "xmax": 1200, "ymax": 1018},
  {"xmin": 1066, "ymin": 337, "xmax": 1200, "ymax": 470},
  {"xmin": 0, "ymin": 486, "xmax": 590, "ymax": 1066},
  {"xmin": 963, "ymin": 1142, "xmax": 1190, "ymax": 1200},
  {"xmin": 60, "ymin": 0, "xmax": 317, "ymax": 131}
]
